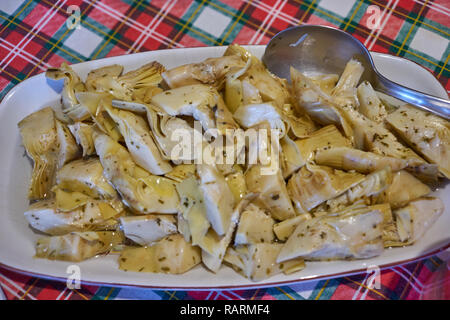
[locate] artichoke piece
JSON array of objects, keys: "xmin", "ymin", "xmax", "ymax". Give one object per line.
[
  {"xmin": 162, "ymin": 55, "xmax": 246, "ymax": 88},
  {"xmin": 376, "ymin": 170, "xmax": 431, "ymax": 209},
  {"xmin": 119, "ymin": 215, "xmax": 177, "ymax": 246},
  {"xmin": 280, "ymin": 134, "xmax": 304, "ymax": 179},
  {"xmin": 93, "ymin": 130, "xmax": 179, "ymax": 214},
  {"xmin": 64, "ymin": 91, "xmax": 108, "ymax": 122},
  {"xmin": 151, "ymin": 84, "xmax": 238, "ymax": 135},
  {"xmin": 25, "ymin": 197, "xmax": 123, "ymax": 235},
  {"xmin": 376, "ymin": 203, "xmax": 402, "ymax": 247},
  {"xmin": 165, "ymin": 164, "xmax": 196, "ymax": 182},
  {"xmin": 295, "ymin": 124, "xmax": 352, "ymax": 164},
  {"xmin": 200, "ymin": 196, "xmax": 254, "ymax": 272},
  {"xmin": 56, "ymin": 157, "xmax": 117, "ymax": 199},
  {"xmin": 104, "ymin": 105, "xmax": 172, "ymax": 175},
  {"xmin": 45, "ymin": 63, "xmax": 86, "ymax": 111},
  {"xmin": 18, "ymin": 107, "xmax": 58, "ymax": 200},
  {"xmin": 287, "ymin": 164, "xmax": 365, "ymax": 214},
  {"xmin": 273, "ymin": 214, "xmax": 311, "ymax": 241},
  {"xmin": 147, "ymin": 106, "xmax": 205, "ymax": 162},
  {"xmin": 385, "ymin": 105, "xmax": 450, "ymax": 178},
  {"xmin": 224, "ymin": 166, "xmax": 247, "ymax": 202},
  {"xmin": 245, "ymin": 165, "xmax": 296, "ymax": 221},
  {"xmin": 224, "ymin": 243, "xmax": 305, "ymax": 281},
  {"xmin": 278, "ymin": 204, "xmax": 385, "ymax": 262},
  {"xmin": 197, "ymin": 164, "xmax": 236, "ymax": 236},
  {"xmin": 224, "ymin": 77, "xmax": 243, "ymax": 113},
  {"xmin": 35, "ymin": 231, "xmax": 124, "ymax": 262},
  {"xmin": 88, "ymin": 61, "xmax": 164, "ymax": 103},
  {"xmin": 341, "ymin": 105, "xmax": 438, "ymax": 181},
  {"xmin": 393, "ymin": 197, "xmax": 444, "ymax": 245},
  {"xmin": 290, "ymin": 67, "xmax": 353, "ymax": 139},
  {"xmin": 357, "ymin": 81, "xmax": 387, "ymax": 123},
  {"xmin": 231, "ymin": 46, "xmax": 289, "ymax": 107},
  {"xmin": 53, "ymin": 187, "xmax": 91, "ymax": 212},
  {"xmin": 241, "ymin": 79, "xmax": 263, "ymax": 105},
  {"xmin": 233, "ymin": 102, "xmax": 288, "ymax": 135},
  {"xmin": 175, "ymin": 176, "xmax": 210, "ymax": 244},
  {"xmin": 310, "ymin": 74, "xmax": 339, "ymax": 94},
  {"xmin": 119, "ymin": 234, "xmax": 201, "ymax": 274},
  {"xmin": 234, "ymin": 203, "xmax": 275, "ymax": 245},
  {"xmin": 55, "ymin": 119, "xmax": 80, "ymax": 168},
  {"xmin": 314, "ymin": 167, "xmax": 392, "ymax": 213},
  {"xmin": 85, "ymin": 64, "xmax": 124, "ymax": 91},
  {"xmin": 315, "ymin": 147, "xmax": 410, "ymax": 174},
  {"xmin": 68, "ymin": 122, "xmax": 95, "ymax": 156},
  {"xmin": 331, "ymin": 59, "xmax": 364, "ymax": 108}
]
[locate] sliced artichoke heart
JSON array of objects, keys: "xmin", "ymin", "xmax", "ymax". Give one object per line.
[
  {"xmin": 18, "ymin": 107, "xmax": 58, "ymax": 200},
  {"xmin": 35, "ymin": 231, "xmax": 124, "ymax": 262},
  {"xmin": 56, "ymin": 157, "xmax": 117, "ymax": 199},
  {"xmin": 93, "ymin": 130, "xmax": 179, "ymax": 214},
  {"xmin": 120, "ymin": 215, "xmax": 177, "ymax": 246},
  {"xmin": 119, "ymin": 234, "xmax": 201, "ymax": 274},
  {"xmin": 104, "ymin": 104, "xmax": 172, "ymax": 175},
  {"xmin": 386, "ymin": 105, "xmax": 450, "ymax": 179},
  {"xmin": 278, "ymin": 204, "xmax": 385, "ymax": 262},
  {"xmin": 287, "ymin": 164, "xmax": 365, "ymax": 214}
]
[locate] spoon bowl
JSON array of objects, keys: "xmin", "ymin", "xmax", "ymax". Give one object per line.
[{"xmin": 262, "ymin": 25, "xmax": 450, "ymax": 120}]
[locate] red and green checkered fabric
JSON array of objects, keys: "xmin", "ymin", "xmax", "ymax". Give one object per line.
[{"xmin": 0, "ymin": 0, "xmax": 449, "ymax": 300}]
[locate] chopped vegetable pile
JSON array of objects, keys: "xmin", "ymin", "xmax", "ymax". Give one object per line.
[{"xmin": 18, "ymin": 44, "xmax": 448, "ymax": 282}]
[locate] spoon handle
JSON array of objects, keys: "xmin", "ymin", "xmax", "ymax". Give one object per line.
[{"xmin": 375, "ymin": 73, "xmax": 450, "ymax": 120}]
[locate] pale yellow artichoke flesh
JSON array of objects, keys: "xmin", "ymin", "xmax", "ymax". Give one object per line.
[
  {"xmin": 119, "ymin": 234, "xmax": 201, "ymax": 274},
  {"xmin": 35, "ymin": 231, "xmax": 124, "ymax": 262},
  {"xmin": 386, "ymin": 105, "xmax": 450, "ymax": 179},
  {"xmin": 18, "ymin": 107, "xmax": 58, "ymax": 200}
]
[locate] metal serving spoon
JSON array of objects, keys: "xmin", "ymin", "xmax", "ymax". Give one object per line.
[{"xmin": 262, "ymin": 25, "xmax": 450, "ymax": 120}]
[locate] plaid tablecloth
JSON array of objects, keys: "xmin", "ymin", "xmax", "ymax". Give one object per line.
[{"xmin": 0, "ymin": 0, "xmax": 449, "ymax": 300}]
